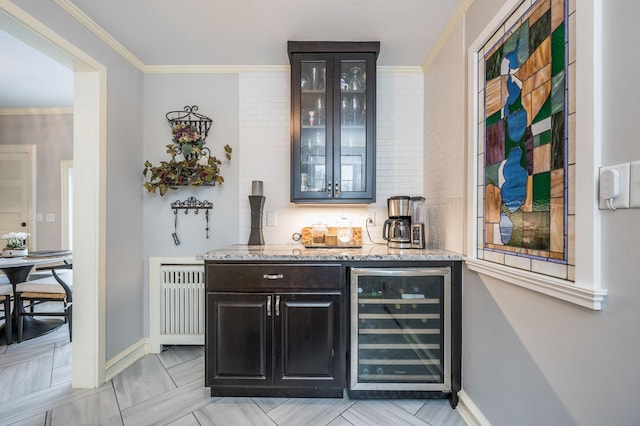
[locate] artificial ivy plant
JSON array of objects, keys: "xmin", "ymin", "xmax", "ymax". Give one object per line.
[{"xmin": 143, "ymin": 106, "xmax": 232, "ymax": 196}]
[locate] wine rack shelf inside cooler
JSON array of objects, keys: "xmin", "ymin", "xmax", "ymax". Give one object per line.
[{"xmin": 350, "ymin": 267, "xmax": 451, "ymax": 393}]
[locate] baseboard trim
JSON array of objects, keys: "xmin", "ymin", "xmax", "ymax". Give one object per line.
[
  {"xmin": 105, "ymin": 338, "xmax": 149, "ymax": 382},
  {"xmin": 457, "ymin": 390, "xmax": 492, "ymax": 426}
]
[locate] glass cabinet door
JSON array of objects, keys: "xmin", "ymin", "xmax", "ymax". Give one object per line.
[
  {"xmin": 298, "ymin": 60, "xmax": 330, "ymax": 196},
  {"xmin": 338, "ymin": 59, "xmax": 367, "ymax": 194}
]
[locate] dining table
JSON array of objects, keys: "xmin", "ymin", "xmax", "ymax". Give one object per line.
[{"xmin": 0, "ymin": 250, "xmax": 73, "ymax": 343}]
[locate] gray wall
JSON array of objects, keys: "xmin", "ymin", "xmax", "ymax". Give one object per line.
[
  {"xmin": 0, "ymin": 113, "xmax": 73, "ymax": 250},
  {"xmin": 142, "ymin": 73, "xmax": 240, "ymax": 335},
  {"xmin": 459, "ymin": 1, "xmax": 640, "ymax": 424}
]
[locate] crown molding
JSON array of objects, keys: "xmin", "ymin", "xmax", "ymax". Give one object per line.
[
  {"xmin": 377, "ymin": 66, "xmax": 423, "ymax": 74},
  {"xmin": 54, "ymin": 0, "xmax": 145, "ymax": 72},
  {"xmin": 0, "ymin": 107, "xmax": 73, "ymax": 116},
  {"xmin": 144, "ymin": 65, "xmax": 289, "ymax": 74}
]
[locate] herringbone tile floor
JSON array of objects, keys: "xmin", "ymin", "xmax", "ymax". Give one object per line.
[{"xmin": 0, "ymin": 324, "xmax": 466, "ymax": 425}]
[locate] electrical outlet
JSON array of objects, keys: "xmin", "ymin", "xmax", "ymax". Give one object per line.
[
  {"xmin": 366, "ymin": 212, "xmax": 376, "ymax": 226},
  {"xmin": 599, "ymin": 163, "xmax": 630, "ymax": 210}
]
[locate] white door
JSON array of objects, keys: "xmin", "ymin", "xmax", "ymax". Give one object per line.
[{"xmin": 0, "ymin": 145, "xmax": 35, "ymax": 250}]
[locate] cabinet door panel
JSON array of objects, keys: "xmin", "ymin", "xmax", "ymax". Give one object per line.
[
  {"xmin": 291, "ymin": 53, "xmax": 334, "ymax": 202},
  {"xmin": 276, "ymin": 293, "xmax": 342, "ymax": 388},
  {"xmin": 207, "ymin": 293, "xmax": 272, "ymax": 386}
]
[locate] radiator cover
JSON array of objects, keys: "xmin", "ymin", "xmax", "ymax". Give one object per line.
[{"xmin": 149, "ymin": 257, "xmax": 205, "ymax": 353}]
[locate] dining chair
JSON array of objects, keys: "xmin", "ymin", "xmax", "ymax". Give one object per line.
[
  {"xmin": 14, "ymin": 264, "xmax": 72, "ymax": 343},
  {"xmin": 0, "ymin": 282, "xmax": 12, "ymax": 345}
]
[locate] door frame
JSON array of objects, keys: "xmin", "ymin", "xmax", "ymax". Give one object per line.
[
  {"xmin": 0, "ymin": 144, "xmax": 36, "ymax": 250},
  {"xmin": 61, "ymin": 159, "xmax": 72, "ymax": 250},
  {"xmin": 0, "ymin": 3, "xmax": 107, "ymax": 387}
]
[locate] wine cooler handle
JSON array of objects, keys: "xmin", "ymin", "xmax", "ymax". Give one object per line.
[
  {"xmin": 275, "ymin": 295, "xmax": 280, "ymax": 316},
  {"xmin": 266, "ymin": 295, "xmax": 272, "ymax": 317}
]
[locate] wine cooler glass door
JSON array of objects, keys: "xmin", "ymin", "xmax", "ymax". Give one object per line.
[{"xmin": 350, "ymin": 267, "xmax": 451, "ymax": 392}]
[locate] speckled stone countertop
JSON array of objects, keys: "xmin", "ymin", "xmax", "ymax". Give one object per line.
[{"xmin": 199, "ymin": 244, "xmax": 463, "ymax": 262}]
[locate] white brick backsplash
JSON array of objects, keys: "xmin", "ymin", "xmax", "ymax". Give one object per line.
[
  {"xmin": 423, "ymin": 21, "xmax": 465, "ymax": 253},
  {"xmin": 238, "ymin": 70, "xmax": 423, "ymax": 244}
]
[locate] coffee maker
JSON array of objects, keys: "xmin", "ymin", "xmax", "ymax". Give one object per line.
[
  {"xmin": 382, "ymin": 196, "xmax": 426, "ymax": 249},
  {"xmin": 382, "ymin": 196, "xmax": 412, "ymax": 248}
]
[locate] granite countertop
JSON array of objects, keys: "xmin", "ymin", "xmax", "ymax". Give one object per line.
[{"xmin": 199, "ymin": 244, "xmax": 463, "ymax": 262}]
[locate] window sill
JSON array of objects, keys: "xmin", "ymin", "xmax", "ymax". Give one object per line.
[{"xmin": 464, "ymin": 258, "xmax": 607, "ymax": 310}]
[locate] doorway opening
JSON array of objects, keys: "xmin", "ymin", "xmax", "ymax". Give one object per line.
[{"xmin": 0, "ymin": 4, "xmax": 106, "ymax": 387}]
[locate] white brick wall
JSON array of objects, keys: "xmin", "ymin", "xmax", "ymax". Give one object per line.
[
  {"xmin": 423, "ymin": 21, "xmax": 465, "ymax": 253},
  {"xmin": 238, "ymin": 70, "xmax": 424, "ymax": 245}
]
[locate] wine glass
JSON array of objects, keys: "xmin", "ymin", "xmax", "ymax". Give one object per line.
[
  {"xmin": 315, "ymin": 97, "xmax": 324, "ymax": 125},
  {"xmin": 349, "ymin": 67, "xmax": 362, "ymax": 92},
  {"xmin": 341, "ymin": 96, "xmax": 352, "ymax": 125},
  {"xmin": 351, "ymin": 95, "xmax": 361, "ymax": 125},
  {"xmin": 310, "ymin": 67, "xmax": 318, "ymax": 90},
  {"xmin": 301, "ymin": 73, "xmax": 310, "ymax": 90}
]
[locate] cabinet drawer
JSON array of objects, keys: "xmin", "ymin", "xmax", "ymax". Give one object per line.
[{"xmin": 207, "ymin": 263, "xmax": 343, "ymax": 291}]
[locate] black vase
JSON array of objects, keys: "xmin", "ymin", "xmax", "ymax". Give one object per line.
[{"xmin": 248, "ymin": 195, "xmax": 265, "ymax": 245}]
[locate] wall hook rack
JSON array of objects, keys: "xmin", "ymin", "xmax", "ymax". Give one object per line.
[{"xmin": 171, "ymin": 197, "xmax": 213, "ymax": 244}]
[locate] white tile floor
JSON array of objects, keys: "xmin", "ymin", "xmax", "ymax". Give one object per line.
[{"xmin": 0, "ymin": 325, "xmax": 466, "ymax": 425}]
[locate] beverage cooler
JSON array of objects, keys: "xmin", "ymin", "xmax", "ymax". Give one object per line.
[{"xmin": 349, "ymin": 267, "xmax": 455, "ymax": 400}]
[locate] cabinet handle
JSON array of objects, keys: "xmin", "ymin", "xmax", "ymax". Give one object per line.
[
  {"xmin": 334, "ymin": 181, "xmax": 339, "ymax": 195},
  {"xmin": 263, "ymin": 274, "xmax": 284, "ymax": 280},
  {"xmin": 327, "ymin": 182, "xmax": 332, "ymax": 196},
  {"xmin": 267, "ymin": 295, "xmax": 272, "ymax": 317},
  {"xmin": 275, "ymin": 295, "xmax": 280, "ymax": 316}
]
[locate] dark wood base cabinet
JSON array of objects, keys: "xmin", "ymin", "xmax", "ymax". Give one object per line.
[
  {"xmin": 205, "ymin": 259, "xmax": 461, "ymax": 405},
  {"xmin": 205, "ymin": 263, "xmax": 345, "ymax": 398}
]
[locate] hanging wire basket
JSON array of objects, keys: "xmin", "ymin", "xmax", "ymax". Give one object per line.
[
  {"xmin": 166, "ymin": 105, "xmax": 213, "ymax": 142},
  {"xmin": 144, "ymin": 105, "xmax": 231, "ymax": 196}
]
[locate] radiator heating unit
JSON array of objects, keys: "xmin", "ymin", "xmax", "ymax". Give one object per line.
[{"xmin": 149, "ymin": 258, "xmax": 205, "ymax": 352}]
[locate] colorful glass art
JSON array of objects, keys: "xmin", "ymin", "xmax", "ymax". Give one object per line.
[{"xmin": 482, "ymin": 0, "xmax": 568, "ymax": 263}]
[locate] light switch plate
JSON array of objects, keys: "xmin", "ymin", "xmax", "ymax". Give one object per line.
[
  {"xmin": 630, "ymin": 161, "xmax": 640, "ymax": 208},
  {"xmin": 599, "ymin": 163, "xmax": 630, "ymax": 210},
  {"xmin": 267, "ymin": 210, "xmax": 277, "ymax": 226}
]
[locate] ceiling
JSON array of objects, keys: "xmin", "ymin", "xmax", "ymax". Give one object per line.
[{"xmin": 0, "ymin": 0, "xmax": 464, "ymax": 108}]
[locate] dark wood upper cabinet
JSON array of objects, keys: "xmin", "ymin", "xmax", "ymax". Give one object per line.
[{"xmin": 288, "ymin": 41, "xmax": 379, "ymax": 204}]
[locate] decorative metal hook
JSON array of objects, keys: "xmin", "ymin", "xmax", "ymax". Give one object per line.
[
  {"xmin": 170, "ymin": 196, "xmax": 213, "ymax": 240},
  {"xmin": 171, "ymin": 196, "xmax": 213, "ymax": 214}
]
